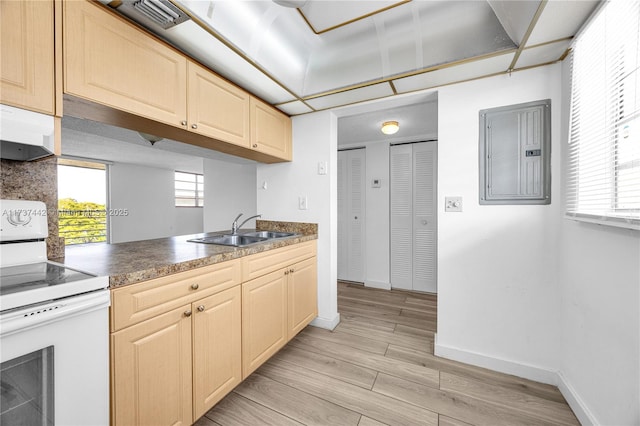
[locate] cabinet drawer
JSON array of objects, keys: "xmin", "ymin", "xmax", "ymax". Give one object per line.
[
  {"xmin": 242, "ymin": 240, "xmax": 316, "ymax": 281},
  {"xmin": 111, "ymin": 259, "xmax": 241, "ymax": 332}
]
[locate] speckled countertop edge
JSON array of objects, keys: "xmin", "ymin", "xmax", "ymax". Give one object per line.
[{"xmin": 57, "ymin": 221, "xmax": 317, "ymax": 288}]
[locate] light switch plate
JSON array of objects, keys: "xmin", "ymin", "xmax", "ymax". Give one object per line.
[
  {"xmin": 445, "ymin": 196, "xmax": 463, "ymax": 212},
  {"xmin": 298, "ymin": 196, "xmax": 308, "ymax": 210},
  {"xmin": 318, "ymin": 161, "xmax": 328, "ymax": 175}
]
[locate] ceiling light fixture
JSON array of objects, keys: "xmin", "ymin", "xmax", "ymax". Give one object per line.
[
  {"xmin": 272, "ymin": 0, "xmax": 308, "ymax": 8},
  {"xmin": 138, "ymin": 132, "xmax": 163, "ymax": 146},
  {"xmin": 381, "ymin": 121, "xmax": 399, "ymax": 135}
]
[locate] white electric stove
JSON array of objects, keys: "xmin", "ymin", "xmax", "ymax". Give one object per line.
[{"xmin": 0, "ymin": 199, "xmax": 110, "ymax": 425}]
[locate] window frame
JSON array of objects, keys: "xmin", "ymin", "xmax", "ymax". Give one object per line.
[{"xmin": 175, "ymin": 171, "xmax": 204, "ymax": 208}]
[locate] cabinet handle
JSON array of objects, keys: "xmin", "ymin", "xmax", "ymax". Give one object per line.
[
  {"xmin": 197, "ymin": 305, "xmax": 205, "ymax": 312},
  {"xmin": 180, "ymin": 120, "xmax": 187, "ymax": 126},
  {"xmin": 253, "ymin": 144, "xmax": 258, "ymax": 148},
  {"xmin": 289, "ymin": 268, "xmax": 295, "ymax": 274},
  {"xmin": 184, "ymin": 310, "xmax": 192, "ymax": 317},
  {"xmin": 284, "ymin": 270, "xmax": 289, "ymax": 275},
  {"xmin": 191, "ymin": 124, "xmax": 198, "ymax": 129},
  {"xmin": 191, "ymin": 283, "xmax": 199, "ymax": 290}
]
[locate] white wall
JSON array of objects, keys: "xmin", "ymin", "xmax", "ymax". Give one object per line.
[
  {"xmin": 256, "ymin": 111, "xmax": 339, "ymax": 329},
  {"xmin": 435, "ymin": 65, "xmax": 563, "ymax": 382},
  {"xmin": 557, "ymin": 60, "xmax": 640, "ymax": 426},
  {"xmin": 203, "ymin": 159, "xmax": 257, "ymax": 232},
  {"xmin": 109, "ymin": 163, "xmax": 203, "ymax": 243}
]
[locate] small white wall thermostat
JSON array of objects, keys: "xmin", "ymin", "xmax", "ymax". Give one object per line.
[{"xmin": 372, "ymin": 179, "xmax": 381, "ymax": 188}]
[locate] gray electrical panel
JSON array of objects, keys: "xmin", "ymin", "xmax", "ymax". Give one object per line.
[{"xmin": 479, "ymin": 99, "xmax": 551, "ymax": 205}]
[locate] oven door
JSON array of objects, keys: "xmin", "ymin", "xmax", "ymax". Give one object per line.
[{"xmin": 1, "ymin": 290, "xmax": 110, "ymax": 426}]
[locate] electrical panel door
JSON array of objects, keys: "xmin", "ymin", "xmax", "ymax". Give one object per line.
[{"xmin": 479, "ymin": 99, "xmax": 551, "ymax": 205}]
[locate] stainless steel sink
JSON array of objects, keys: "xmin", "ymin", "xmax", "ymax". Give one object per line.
[
  {"xmin": 243, "ymin": 231, "xmax": 297, "ymax": 239},
  {"xmin": 188, "ymin": 234, "xmax": 267, "ymax": 247}
]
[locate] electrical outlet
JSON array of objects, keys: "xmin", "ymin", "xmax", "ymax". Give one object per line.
[
  {"xmin": 445, "ymin": 196, "xmax": 463, "ymax": 212},
  {"xmin": 318, "ymin": 161, "xmax": 328, "ymax": 175},
  {"xmin": 298, "ymin": 196, "xmax": 308, "ymax": 210}
]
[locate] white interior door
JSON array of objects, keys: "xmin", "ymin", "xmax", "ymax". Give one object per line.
[
  {"xmin": 390, "ymin": 142, "xmax": 437, "ymax": 292},
  {"xmin": 412, "ymin": 142, "xmax": 437, "ymax": 292},
  {"xmin": 337, "ymin": 149, "xmax": 366, "ymax": 282},
  {"xmin": 390, "ymin": 144, "xmax": 413, "ymax": 290}
]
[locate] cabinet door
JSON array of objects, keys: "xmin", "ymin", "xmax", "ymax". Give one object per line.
[
  {"xmin": 242, "ymin": 269, "xmax": 288, "ymax": 378},
  {"xmin": 187, "ymin": 61, "xmax": 250, "ymax": 147},
  {"xmin": 112, "ymin": 305, "xmax": 193, "ymax": 426},
  {"xmin": 64, "ymin": 0, "xmax": 187, "ymax": 128},
  {"xmin": 250, "ymin": 97, "xmax": 292, "ymax": 161},
  {"xmin": 193, "ymin": 286, "xmax": 242, "ymax": 419},
  {"xmin": 0, "ymin": 0, "xmax": 54, "ymax": 114},
  {"xmin": 288, "ymin": 257, "xmax": 318, "ymax": 340}
]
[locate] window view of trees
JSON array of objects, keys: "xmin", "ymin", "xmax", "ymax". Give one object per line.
[
  {"xmin": 58, "ymin": 198, "xmax": 107, "ymax": 245},
  {"xmin": 57, "ymin": 160, "xmax": 107, "ymax": 245}
]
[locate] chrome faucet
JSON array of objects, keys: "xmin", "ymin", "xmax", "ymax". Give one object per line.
[{"xmin": 231, "ymin": 213, "xmax": 262, "ymax": 234}]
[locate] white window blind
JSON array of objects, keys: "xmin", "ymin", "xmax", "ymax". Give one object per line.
[
  {"xmin": 567, "ymin": 0, "xmax": 640, "ymax": 230},
  {"xmin": 175, "ymin": 171, "xmax": 204, "ymax": 207}
]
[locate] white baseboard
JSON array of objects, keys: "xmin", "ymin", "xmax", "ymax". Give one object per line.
[
  {"xmin": 557, "ymin": 371, "xmax": 599, "ymax": 426},
  {"xmin": 434, "ymin": 334, "xmax": 557, "ymax": 385},
  {"xmin": 434, "ymin": 335, "xmax": 603, "ymax": 425},
  {"xmin": 365, "ymin": 280, "xmax": 391, "ymax": 290},
  {"xmin": 310, "ymin": 313, "xmax": 341, "ymax": 331}
]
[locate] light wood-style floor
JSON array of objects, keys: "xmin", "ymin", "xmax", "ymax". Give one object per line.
[{"xmin": 196, "ymin": 282, "xmax": 579, "ymax": 426}]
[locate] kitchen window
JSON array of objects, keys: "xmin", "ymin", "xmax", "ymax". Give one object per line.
[
  {"xmin": 57, "ymin": 159, "xmax": 108, "ymax": 244},
  {"xmin": 175, "ymin": 171, "xmax": 204, "ymax": 207},
  {"xmin": 567, "ymin": 0, "xmax": 640, "ymax": 230}
]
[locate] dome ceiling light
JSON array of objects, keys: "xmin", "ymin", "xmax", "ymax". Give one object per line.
[
  {"xmin": 272, "ymin": 0, "xmax": 308, "ymax": 8},
  {"xmin": 381, "ymin": 121, "xmax": 399, "ymax": 135}
]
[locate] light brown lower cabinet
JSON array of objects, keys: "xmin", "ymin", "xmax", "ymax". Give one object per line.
[
  {"xmin": 242, "ymin": 255, "xmax": 318, "ymax": 378},
  {"xmin": 111, "ymin": 305, "xmax": 193, "ymax": 426},
  {"xmin": 111, "ymin": 286, "xmax": 241, "ymax": 425},
  {"xmin": 192, "ymin": 286, "xmax": 242, "ymax": 420},
  {"xmin": 110, "ymin": 242, "xmax": 316, "ymax": 425}
]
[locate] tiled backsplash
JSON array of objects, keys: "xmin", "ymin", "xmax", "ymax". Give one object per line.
[{"xmin": 1, "ymin": 157, "xmax": 64, "ymax": 258}]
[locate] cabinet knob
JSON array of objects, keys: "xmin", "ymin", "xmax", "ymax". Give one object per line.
[
  {"xmin": 191, "ymin": 124, "xmax": 198, "ymax": 129},
  {"xmin": 284, "ymin": 270, "xmax": 289, "ymax": 275},
  {"xmin": 181, "ymin": 120, "xmax": 187, "ymax": 126},
  {"xmin": 184, "ymin": 310, "xmax": 192, "ymax": 317},
  {"xmin": 289, "ymin": 268, "xmax": 295, "ymax": 274},
  {"xmin": 197, "ymin": 305, "xmax": 205, "ymax": 312},
  {"xmin": 191, "ymin": 283, "xmax": 199, "ymax": 290},
  {"xmin": 253, "ymin": 143, "xmax": 258, "ymax": 148}
]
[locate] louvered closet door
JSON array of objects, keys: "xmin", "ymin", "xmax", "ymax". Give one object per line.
[
  {"xmin": 337, "ymin": 149, "xmax": 366, "ymax": 283},
  {"xmin": 413, "ymin": 143, "xmax": 437, "ymax": 292},
  {"xmin": 390, "ymin": 145, "xmax": 413, "ymax": 290},
  {"xmin": 390, "ymin": 142, "xmax": 437, "ymax": 292},
  {"xmin": 337, "ymin": 153, "xmax": 347, "ymax": 279}
]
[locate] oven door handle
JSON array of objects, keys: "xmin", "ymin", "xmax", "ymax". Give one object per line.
[{"xmin": 1, "ymin": 290, "xmax": 110, "ymax": 337}]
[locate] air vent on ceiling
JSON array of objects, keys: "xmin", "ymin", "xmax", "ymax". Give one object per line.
[{"xmin": 126, "ymin": 0, "xmax": 189, "ymax": 29}]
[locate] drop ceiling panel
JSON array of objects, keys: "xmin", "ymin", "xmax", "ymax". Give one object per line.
[
  {"xmin": 305, "ymin": 83, "xmax": 394, "ymax": 110},
  {"xmin": 276, "ymin": 101, "xmax": 314, "ymax": 116},
  {"xmin": 167, "ymin": 21, "xmax": 296, "ymax": 104},
  {"xmin": 515, "ymin": 39, "xmax": 572, "ymax": 69},
  {"xmin": 487, "ymin": 0, "xmax": 541, "ymax": 45},
  {"xmin": 527, "ymin": 0, "xmax": 600, "ymax": 46},
  {"xmin": 299, "ymin": 1, "xmax": 407, "ymax": 33},
  {"xmin": 393, "ymin": 52, "xmax": 514, "ymax": 93}
]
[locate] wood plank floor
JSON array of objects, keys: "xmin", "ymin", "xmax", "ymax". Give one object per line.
[{"xmin": 196, "ymin": 282, "xmax": 579, "ymax": 426}]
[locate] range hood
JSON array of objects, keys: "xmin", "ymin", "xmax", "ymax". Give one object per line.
[{"xmin": 0, "ymin": 104, "xmax": 55, "ymax": 161}]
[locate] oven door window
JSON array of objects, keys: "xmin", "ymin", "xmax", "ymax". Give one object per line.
[{"xmin": 1, "ymin": 346, "xmax": 54, "ymax": 425}]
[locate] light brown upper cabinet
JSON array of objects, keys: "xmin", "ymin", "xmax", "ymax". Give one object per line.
[
  {"xmin": 63, "ymin": 0, "xmax": 188, "ymax": 128},
  {"xmin": 187, "ymin": 61, "xmax": 250, "ymax": 148},
  {"xmin": 1, "ymin": 0, "xmax": 55, "ymax": 114},
  {"xmin": 251, "ymin": 96, "xmax": 292, "ymax": 160}
]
